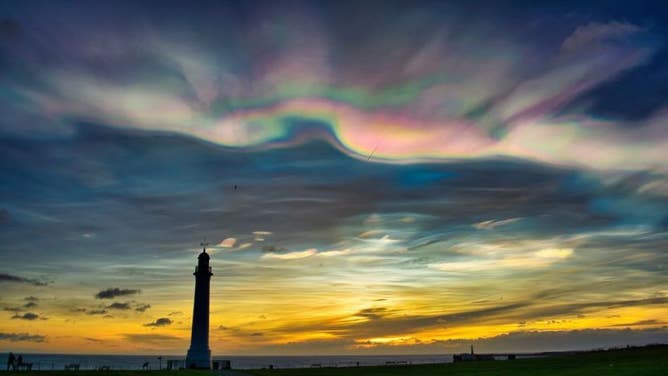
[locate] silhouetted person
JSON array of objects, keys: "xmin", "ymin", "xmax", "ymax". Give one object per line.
[
  {"xmin": 7, "ymin": 352, "xmax": 14, "ymax": 371},
  {"xmin": 17, "ymin": 355, "xmax": 23, "ymax": 368}
]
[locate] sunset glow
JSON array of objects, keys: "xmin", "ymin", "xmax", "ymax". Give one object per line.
[{"xmin": 1, "ymin": 0, "xmax": 667, "ymax": 356}]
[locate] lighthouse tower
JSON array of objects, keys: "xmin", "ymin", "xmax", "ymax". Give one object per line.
[{"xmin": 186, "ymin": 242, "xmax": 213, "ymax": 369}]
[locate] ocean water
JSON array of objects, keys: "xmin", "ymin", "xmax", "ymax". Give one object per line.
[{"xmin": 0, "ymin": 353, "xmax": 453, "ymax": 370}]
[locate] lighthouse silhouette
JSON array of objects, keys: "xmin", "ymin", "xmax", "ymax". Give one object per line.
[{"xmin": 186, "ymin": 242, "xmax": 213, "ymax": 369}]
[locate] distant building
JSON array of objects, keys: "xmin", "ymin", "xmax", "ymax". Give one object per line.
[
  {"xmin": 453, "ymin": 345, "xmax": 494, "ymax": 362},
  {"xmin": 186, "ymin": 243, "xmax": 213, "ymax": 369}
]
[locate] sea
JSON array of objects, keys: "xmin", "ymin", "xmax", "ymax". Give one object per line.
[{"xmin": 1, "ymin": 353, "xmax": 453, "ymax": 370}]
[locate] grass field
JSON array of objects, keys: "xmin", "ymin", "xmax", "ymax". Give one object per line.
[
  {"xmin": 246, "ymin": 345, "xmax": 668, "ymax": 376},
  {"xmin": 3, "ymin": 345, "xmax": 666, "ymax": 376}
]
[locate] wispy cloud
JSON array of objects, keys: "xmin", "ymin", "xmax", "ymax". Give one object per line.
[
  {"xmin": 123, "ymin": 333, "xmax": 181, "ymax": 343},
  {"xmin": 473, "ymin": 218, "xmax": 521, "ymax": 230},
  {"xmin": 430, "ymin": 248, "xmax": 574, "ymax": 272},
  {"xmin": 318, "ymin": 249, "xmax": 352, "ymax": 257},
  {"xmin": 561, "ymin": 21, "xmax": 643, "ymax": 53},
  {"xmin": 262, "ymin": 249, "xmax": 317, "ymax": 260},
  {"xmin": 610, "ymin": 319, "xmax": 667, "ymax": 327},
  {"xmin": 0, "ymin": 332, "xmax": 46, "ymax": 343}
]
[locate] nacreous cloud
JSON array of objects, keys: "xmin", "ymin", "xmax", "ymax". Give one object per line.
[{"xmin": 1, "ymin": 4, "xmax": 666, "ymax": 175}]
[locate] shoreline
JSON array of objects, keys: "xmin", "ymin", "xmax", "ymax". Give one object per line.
[{"xmin": 1, "ymin": 345, "xmax": 664, "ymax": 375}]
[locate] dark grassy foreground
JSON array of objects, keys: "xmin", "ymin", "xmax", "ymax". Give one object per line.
[
  {"xmin": 248, "ymin": 345, "xmax": 668, "ymax": 376},
  {"xmin": 5, "ymin": 372, "xmax": 207, "ymax": 376},
  {"xmin": 4, "ymin": 345, "xmax": 667, "ymax": 376}
]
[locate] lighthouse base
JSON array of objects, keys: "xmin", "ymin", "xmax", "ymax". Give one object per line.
[{"xmin": 186, "ymin": 347, "xmax": 211, "ymax": 369}]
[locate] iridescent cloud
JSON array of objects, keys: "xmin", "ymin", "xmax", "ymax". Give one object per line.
[{"xmin": 2, "ymin": 3, "xmax": 666, "ymax": 173}]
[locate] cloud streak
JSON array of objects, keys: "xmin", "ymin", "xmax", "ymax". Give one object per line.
[
  {"xmin": 123, "ymin": 333, "xmax": 181, "ymax": 343},
  {"xmin": 105, "ymin": 302, "xmax": 131, "ymax": 310},
  {"xmin": 262, "ymin": 249, "xmax": 318, "ymax": 260},
  {"xmin": 0, "ymin": 273, "xmax": 49, "ymax": 286},
  {"xmin": 95, "ymin": 288, "xmax": 141, "ymax": 299},
  {"xmin": 0, "ymin": 332, "xmax": 46, "ymax": 343}
]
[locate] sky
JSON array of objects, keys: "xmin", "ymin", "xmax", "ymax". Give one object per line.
[{"xmin": 1, "ymin": 0, "xmax": 667, "ymax": 355}]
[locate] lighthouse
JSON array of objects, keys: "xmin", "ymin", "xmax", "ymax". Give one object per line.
[{"xmin": 186, "ymin": 242, "xmax": 213, "ymax": 369}]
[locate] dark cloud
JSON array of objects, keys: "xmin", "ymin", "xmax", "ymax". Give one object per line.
[
  {"xmin": 95, "ymin": 288, "xmax": 140, "ymax": 299},
  {"xmin": 23, "ymin": 301, "xmax": 37, "ymax": 308},
  {"xmin": 0, "ymin": 273, "xmax": 48, "ymax": 286},
  {"xmin": 0, "ymin": 332, "xmax": 45, "ymax": 343},
  {"xmin": 11, "ymin": 312, "xmax": 41, "ymax": 320},
  {"xmin": 105, "ymin": 302, "xmax": 131, "ymax": 310},
  {"xmin": 83, "ymin": 337, "xmax": 103, "ymax": 343},
  {"xmin": 144, "ymin": 317, "xmax": 172, "ymax": 327},
  {"xmin": 3, "ymin": 306, "xmax": 22, "ymax": 312},
  {"xmin": 24, "ymin": 296, "xmax": 39, "ymax": 302},
  {"xmin": 86, "ymin": 309, "xmax": 107, "ymax": 315},
  {"xmin": 355, "ymin": 307, "xmax": 389, "ymax": 320},
  {"xmin": 251, "ymin": 332, "xmax": 264, "ymax": 337},
  {"xmin": 135, "ymin": 303, "xmax": 151, "ymax": 312}
]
